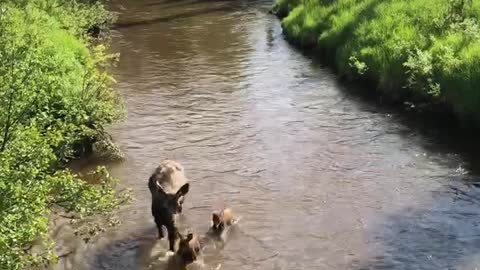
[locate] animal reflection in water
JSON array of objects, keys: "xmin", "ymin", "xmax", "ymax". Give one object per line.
[{"xmin": 147, "ymin": 160, "xmax": 240, "ymax": 269}]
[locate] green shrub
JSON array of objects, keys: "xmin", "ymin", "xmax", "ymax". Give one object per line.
[{"xmin": 0, "ymin": 1, "xmax": 127, "ymax": 269}]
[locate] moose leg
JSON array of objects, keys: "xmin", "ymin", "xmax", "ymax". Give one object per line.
[
  {"xmin": 166, "ymin": 222, "xmax": 177, "ymax": 251},
  {"xmin": 154, "ymin": 216, "xmax": 164, "ymax": 239}
]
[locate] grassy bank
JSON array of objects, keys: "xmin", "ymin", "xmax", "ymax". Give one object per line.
[
  {"xmin": 0, "ymin": 0, "xmax": 128, "ymax": 269},
  {"xmin": 274, "ymin": 0, "xmax": 480, "ymax": 127}
]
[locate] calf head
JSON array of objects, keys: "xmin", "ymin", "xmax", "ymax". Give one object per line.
[
  {"xmin": 211, "ymin": 208, "xmax": 234, "ymax": 232},
  {"xmin": 177, "ymin": 232, "xmax": 201, "ymax": 265},
  {"xmin": 212, "ymin": 212, "xmax": 224, "ymax": 232}
]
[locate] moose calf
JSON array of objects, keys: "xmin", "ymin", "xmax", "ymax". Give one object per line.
[
  {"xmin": 169, "ymin": 232, "xmax": 202, "ymax": 269},
  {"xmin": 207, "ymin": 207, "xmax": 238, "ymax": 243}
]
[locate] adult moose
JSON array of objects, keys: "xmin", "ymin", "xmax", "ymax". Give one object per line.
[{"xmin": 148, "ymin": 160, "xmax": 190, "ymax": 251}]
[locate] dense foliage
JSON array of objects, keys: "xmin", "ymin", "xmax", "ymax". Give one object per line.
[
  {"xmin": 0, "ymin": 0, "xmax": 127, "ymax": 269},
  {"xmin": 274, "ymin": 0, "xmax": 480, "ymax": 126}
]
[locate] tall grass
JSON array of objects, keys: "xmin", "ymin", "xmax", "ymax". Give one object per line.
[{"xmin": 274, "ymin": 0, "xmax": 480, "ymax": 126}]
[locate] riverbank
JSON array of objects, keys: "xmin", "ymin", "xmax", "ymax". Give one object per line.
[
  {"xmin": 273, "ymin": 0, "xmax": 480, "ymax": 129},
  {"xmin": 0, "ymin": 1, "xmax": 128, "ymax": 269}
]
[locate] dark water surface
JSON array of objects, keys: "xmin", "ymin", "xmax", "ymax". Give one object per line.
[{"xmin": 68, "ymin": 0, "xmax": 480, "ymax": 269}]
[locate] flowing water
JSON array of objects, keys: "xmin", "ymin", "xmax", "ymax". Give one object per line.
[{"xmin": 65, "ymin": 0, "xmax": 480, "ymax": 269}]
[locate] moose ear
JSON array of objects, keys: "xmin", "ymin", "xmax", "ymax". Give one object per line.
[
  {"xmin": 212, "ymin": 212, "xmax": 221, "ymax": 226},
  {"xmin": 186, "ymin": 233, "xmax": 194, "ymax": 242},
  {"xmin": 176, "ymin": 183, "xmax": 190, "ymax": 198}
]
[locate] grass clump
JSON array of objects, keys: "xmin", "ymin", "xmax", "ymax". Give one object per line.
[
  {"xmin": 0, "ymin": 0, "xmax": 128, "ymax": 269},
  {"xmin": 275, "ymin": 0, "xmax": 480, "ymax": 126}
]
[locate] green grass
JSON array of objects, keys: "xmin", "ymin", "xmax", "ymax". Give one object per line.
[
  {"xmin": 0, "ymin": 1, "xmax": 128, "ymax": 269},
  {"xmin": 274, "ymin": 0, "xmax": 480, "ymax": 126}
]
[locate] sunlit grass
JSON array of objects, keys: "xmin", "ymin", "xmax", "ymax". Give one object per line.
[{"xmin": 275, "ymin": 0, "xmax": 480, "ymax": 125}]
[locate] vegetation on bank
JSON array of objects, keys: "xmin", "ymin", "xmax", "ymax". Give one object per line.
[
  {"xmin": 274, "ymin": 0, "xmax": 480, "ymax": 126},
  {"xmin": 0, "ymin": 0, "xmax": 128, "ymax": 269}
]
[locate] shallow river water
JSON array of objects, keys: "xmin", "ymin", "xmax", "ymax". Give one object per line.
[{"xmin": 68, "ymin": 0, "xmax": 480, "ymax": 269}]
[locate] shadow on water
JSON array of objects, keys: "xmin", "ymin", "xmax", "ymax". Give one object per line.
[
  {"xmin": 351, "ymin": 200, "xmax": 480, "ymax": 269},
  {"xmin": 348, "ymin": 138, "xmax": 480, "ymax": 269},
  {"xmin": 144, "ymin": 0, "xmax": 237, "ymax": 8},
  {"xmin": 144, "ymin": 0, "xmax": 198, "ymax": 7},
  {"xmin": 90, "ymin": 227, "xmax": 162, "ymax": 270},
  {"xmin": 289, "ymin": 37, "xmax": 480, "ymax": 270},
  {"xmin": 112, "ymin": 6, "xmax": 237, "ymax": 29},
  {"xmin": 282, "ymin": 77, "xmax": 480, "ymax": 269},
  {"xmin": 143, "ymin": 0, "xmax": 204, "ymax": 11},
  {"xmin": 338, "ymin": 78, "xmax": 480, "ymax": 175},
  {"xmin": 346, "ymin": 73, "xmax": 480, "ymax": 270},
  {"xmin": 272, "ymin": 18, "xmax": 480, "ymax": 267},
  {"xmin": 288, "ymin": 24, "xmax": 480, "ymax": 174}
]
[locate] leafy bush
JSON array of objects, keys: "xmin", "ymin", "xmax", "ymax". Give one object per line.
[
  {"xmin": 275, "ymin": 0, "xmax": 480, "ymax": 125},
  {"xmin": 0, "ymin": 1, "xmax": 127, "ymax": 269}
]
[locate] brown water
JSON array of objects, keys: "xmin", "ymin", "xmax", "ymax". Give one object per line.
[{"xmin": 68, "ymin": 0, "xmax": 480, "ymax": 269}]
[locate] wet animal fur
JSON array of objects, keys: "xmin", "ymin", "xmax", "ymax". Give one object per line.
[
  {"xmin": 208, "ymin": 208, "xmax": 237, "ymax": 242},
  {"xmin": 165, "ymin": 232, "xmax": 202, "ymax": 270},
  {"xmin": 148, "ymin": 160, "xmax": 190, "ymax": 251}
]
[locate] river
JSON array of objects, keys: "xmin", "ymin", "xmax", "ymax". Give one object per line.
[{"xmin": 67, "ymin": 0, "xmax": 480, "ymax": 269}]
